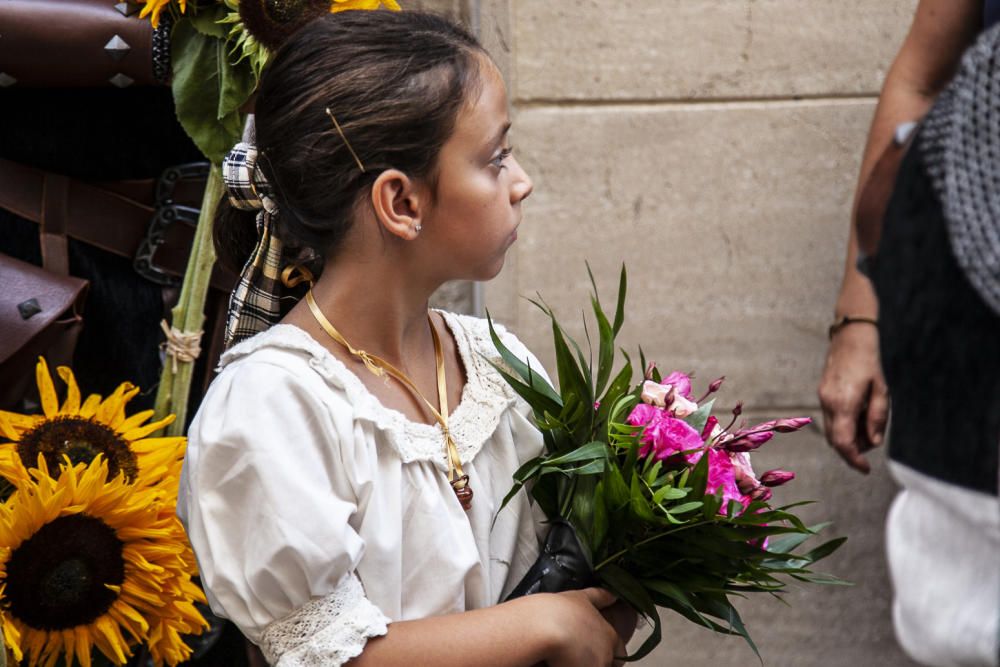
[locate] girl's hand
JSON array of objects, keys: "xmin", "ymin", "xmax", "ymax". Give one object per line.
[{"xmin": 533, "ymin": 588, "xmax": 621, "ymax": 667}]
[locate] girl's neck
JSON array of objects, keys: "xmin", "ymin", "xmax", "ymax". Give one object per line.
[{"xmin": 295, "ymin": 253, "xmax": 441, "ymax": 369}]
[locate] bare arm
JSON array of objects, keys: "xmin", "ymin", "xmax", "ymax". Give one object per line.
[
  {"xmin": 347, "ymin": 589, "xmax": 623, "ymax": 667},
  {"xmin": 820, "ymin": 0, "xmax": 981, "ymax": 471}
]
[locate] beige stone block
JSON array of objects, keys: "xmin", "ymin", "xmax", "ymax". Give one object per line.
[
  {"xmin": 628, "ymin": 415, "xmax": 918, "ymax": 666},
  {"xmin": 408, "ymin": 0, "xmax": 462, "ymax": 18},
  {"xmin": 513, "ymin": 0, "xmax": 917, "ymax": 101},
  {"xmin": 485, "ymin": 99, "xmax": 874, "ymax": 407}
]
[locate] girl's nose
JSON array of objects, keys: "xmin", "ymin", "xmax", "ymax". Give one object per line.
[{"xmin": 509, "ymin": 156, "xmax": 533, "ymax": 203}]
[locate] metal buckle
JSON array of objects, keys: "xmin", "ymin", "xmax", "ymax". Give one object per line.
[{"xmin": 133, "ymin": 162, "xmax": 210, "ymax": 286}]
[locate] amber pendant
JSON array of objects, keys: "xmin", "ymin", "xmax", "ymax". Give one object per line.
[{"xmin": 451, "ymin": 474, "xmax": 473, "ymax": 510}]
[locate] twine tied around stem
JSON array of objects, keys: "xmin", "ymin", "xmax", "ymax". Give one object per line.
[{"xmin": 160, "ymin": 319, "xmax": 204, "ymax": 374}]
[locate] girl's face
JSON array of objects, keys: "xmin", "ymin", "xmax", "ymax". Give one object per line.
[{"xmin": 420, "ymin": 58, "xmax": 533, "ymax": 282}]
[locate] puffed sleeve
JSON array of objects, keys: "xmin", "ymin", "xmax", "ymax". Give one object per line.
[{"xmin": 177, "ymin": 359, "xmax": 390, "ymax": 666}]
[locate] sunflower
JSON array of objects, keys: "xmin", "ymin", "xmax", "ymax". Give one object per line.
[
  {"xmin": 137, "ymin": 0, "xmax": 187, "ymax": 29},
  {"xmin": 330, "ymin": 0, "xmax": 401, "ymax": 11},
  {"xmin": 0, "ymin": 456, "xmax": 207, "ymax": 667},
  {"xmin": 0, "ymin": 359, "xmax": 186, "ymax": 496}
]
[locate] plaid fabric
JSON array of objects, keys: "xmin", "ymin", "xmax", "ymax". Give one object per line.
[{"xmin": 222, "ymin": 142, "xmax": 285, "ymax": 348}]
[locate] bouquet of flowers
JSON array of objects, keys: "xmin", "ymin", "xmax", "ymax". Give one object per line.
[
  {"xmin": 0, "ymin": 359, "xmax": 208, "ymax": 666},
  {"xmin": 490, "ymin": 267, "xmax": 846, "ymax": 661}
]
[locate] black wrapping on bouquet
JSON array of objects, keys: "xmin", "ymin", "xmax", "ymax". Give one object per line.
[{"xmin": 504, "ymin": 520, "xmax": 597, "ymax": 600}]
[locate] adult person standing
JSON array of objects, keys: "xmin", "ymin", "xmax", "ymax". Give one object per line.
[{"xmin": 818, "ymin": 1, "xmax": 1000, "ymax": 665}]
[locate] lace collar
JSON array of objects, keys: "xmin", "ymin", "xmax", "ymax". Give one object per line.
[{"xmin": 219, "ymin": 312, "xmax": 521, "ymax": 469}]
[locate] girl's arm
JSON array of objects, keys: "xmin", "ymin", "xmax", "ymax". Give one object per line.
[
  {"xmin": 349, "ymin": 589, "xmax": 622, "ymax": 667},
  {"xmin": 818, "ymin": 0, "xmax": 981, "ymax": 472}
]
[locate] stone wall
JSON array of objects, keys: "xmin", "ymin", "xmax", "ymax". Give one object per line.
[{"xmin": 482, "ymin": 2, "xmax": 922, "ymax": 666}]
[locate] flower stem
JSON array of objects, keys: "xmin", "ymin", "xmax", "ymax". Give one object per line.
[{"xmin": 154, "ymin": 167, "xmax": 223, "ymax": 434}]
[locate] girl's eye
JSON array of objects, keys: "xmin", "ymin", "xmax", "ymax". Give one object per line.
[{"xmin": 491, "ymin": 146, "xmax": 513, "ymax": 169}]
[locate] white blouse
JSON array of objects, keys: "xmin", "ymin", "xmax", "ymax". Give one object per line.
[{"xmin": 177, "ymin": 313, "xmax": 548, "ymax": 666}]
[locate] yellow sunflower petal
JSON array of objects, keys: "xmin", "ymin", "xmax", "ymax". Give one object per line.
[
  {"xmin": 2, "ymin": 615, "xmax": 22, "ymax": 662},
  {"xmin": 0, "ymin": 410, "xmax": 42, "ymax": 433},
  {"xmin": 115, "ymin": 409, "xmax": 155, "ymax": 436},
  {"xmin": 0, "ymin": 413, "xmax": 21, "ymax": 442},
  {"xmin": 56, "ymin": 366, "xmax": 81, "ymax": 415},
  {"xmin": 74, "ymin": 625, "xmax": 93, "ymax": 667},
  {"xmin": 80, "ymin": 394, "xmax": 102, "ymax": 418},
  {"xmin": 35, "ymin": 358, "xmax": 59, "ymax": 418},
  {"xmin": 121, "ymin": 414, "xmax": 174, "ymax": 441}
]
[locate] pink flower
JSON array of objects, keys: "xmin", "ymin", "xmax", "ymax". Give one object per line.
[
  {"xmin": 661, "ymin": 371, "xmax": 693, "ymax": 399},
  {"xmin": 626, "ymin": 404, "xmax": 702, "ymax": 461},
  {"xmin": 759, "ymin": 469, "xmax": 795, "ymax": 487},
  {"xmin": 730, "ymin": 451, "xmax": 759, "ymax": 494},
  {"xmin": 626, "ymin": 403, "xmax": 660, "ymax": 427},
  {"xmin": 639, "ymin": 379, "xmax": 698, "ymax": 417},
  {"xmin": 640, "ymin": 380, "xmax": 671, "ymax": 407},
  {"xmin": 706, "ymin": 448, "xmax": 744, "ymax": 512}
]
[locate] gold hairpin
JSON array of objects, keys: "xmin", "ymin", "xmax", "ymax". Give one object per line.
[{"xmin": 325, "ymin": 107, "xmax": 367, "ymax": 173}]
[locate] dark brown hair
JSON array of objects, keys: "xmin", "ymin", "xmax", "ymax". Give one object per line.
[{"xmin": 214, "ymin": 10, "xmax": 487, "ymax": 273}]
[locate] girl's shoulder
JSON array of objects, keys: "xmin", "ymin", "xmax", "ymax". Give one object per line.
[{"xmin": 436, "ymin": 310, "xmax": 549, "ymax": 385}]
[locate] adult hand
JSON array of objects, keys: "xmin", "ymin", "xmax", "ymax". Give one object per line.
[
  {"xmin": 538, "ymin": 588, "xmax": 621, "ymax": 667},
  {"xmin": 601, "ymin": 599, "xmax": 638, "ymax": 666},
  {"xmin": 818, "ymin": 323, "xmax": 889, "ymax": 473}
]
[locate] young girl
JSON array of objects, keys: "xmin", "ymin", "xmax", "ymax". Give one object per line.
[{"xmin": 177, "ymin": 10, "xmax": 632, "ymax": 667}]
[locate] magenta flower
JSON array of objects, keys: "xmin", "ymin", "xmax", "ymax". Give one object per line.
[
  {"xmin": 627, "ymin": 403, "xmax": 660, "ymax": 427},
  {"xmin": 721, "ymin": 429, "xmax": 774, "ymax": 453},
  {"xmin": 661, "ymin": 371, "xmax": 693, "ymax": 399},
  {"xmin": 705, "ymin": 448, "xmax": 744, "ymax": 512},
  {"xmin": 754, "ymin": 417, "xmax": 812, "ymax": 433},
  {"xmin": 626, "ymin": 404, "xmax": 702, "ymax": 460}
]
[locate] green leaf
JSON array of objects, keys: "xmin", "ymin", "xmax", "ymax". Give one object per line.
[
  {"xmin": 486, "ymin": 313, "xmax": 563, "ymax": 407},
  {"xmin": 801, "ymin": 537, "xmax": 848, "ymax": 563},
  {"xmin": 653, "ymin": 486, "xmax": 688, "ymax": 504},
  {"xmin": 699, "ymin": 596, "xmax": 762, "ymax": 663},
  {"xmin": 598, "ymin": 564, "xmax": 662, "ymax": 662},
  {"xmin": 487, "ymin": 361, "xmax": 563, "ymax": 419},
  {"xmin": 668, "ymin": 500, "xmax": 703, "ymax": 514},
  {"xmin": 612, "ymin": 264, "xmax": 627, "ymax": 335},
  {"xmin": 171, "ymin": 22, "xmax": 249, "ymax": 165},
  {"xmin": 605, "ymin": 463, "xmax": 631, "ymax": 509},
  {"xmin": 542, "ymin": 441, "xmax": 608, "ymax": 467},
  {"xmin": 218, "ymin": 44, "xmax": 256, "ymax": 122},
  {"xmin": 683, "ymin": 399, "xmax": 715, "ymax": 437},
  {"xmin": 591, "ymin": 481, "xmax": 609, "ymax": 553},
  {"xmin": 189, "ymin": 4, "xmax": 230, "ymax": 39}
]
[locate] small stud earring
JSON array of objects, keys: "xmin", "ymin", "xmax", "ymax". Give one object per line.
[{"xmin": 414, "ymin": 224, "xmax": 422, "ymax": 233}]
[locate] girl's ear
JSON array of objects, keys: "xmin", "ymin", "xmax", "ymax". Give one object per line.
[{"xmin": 370, "ymin": 169, "xmax": 428, "ymax": 241}]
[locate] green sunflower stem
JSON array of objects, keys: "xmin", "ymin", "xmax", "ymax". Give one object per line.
[{"xmin": 154, "ymin": 167, "xmax": 224, "ymax": 435}]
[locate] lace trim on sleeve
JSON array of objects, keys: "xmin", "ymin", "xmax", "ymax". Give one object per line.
[{"xmin": 260, "ymin": 573, "xmax": 390, "ymax": 667}]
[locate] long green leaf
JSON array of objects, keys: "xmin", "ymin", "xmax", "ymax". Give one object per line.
[
  {"xmin": 486, "ymin": 313, "xmax": 563, "ymax": 406},
  {"xmin": 598, "ymin": 564, "xmax": 662, "ymax": 662}
]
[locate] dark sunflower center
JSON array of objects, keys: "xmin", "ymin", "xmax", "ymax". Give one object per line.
[
  {"xmin": 17, "ymin": 416, "xmax": 138, "ymax": 482},
  {"xmin": 6, "ymin": 514, "xmax": 125, "ymax": 630}
]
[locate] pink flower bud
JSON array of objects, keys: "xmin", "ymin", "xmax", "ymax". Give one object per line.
[
  {"xmin": 732, "ymin": 401, "xmax": 743, "ymax": 417},
  {"xmin": 772, "ymin": 417, "xmax": 812, "ymax": 433},
  {"xmin": 721, "ymin": 431, "xmax": 773, "ymax": 453},
  {"xmin": 708, "ymin": 376, "xmax": 725, "ymax": 393},
  {"xmin": 644, "ymin": 362, "xmax": 657, "ymax": 380},
  {"xmin": 701, "ymin": 416, "xmax": 719, "ymax": 441},
  {"xmin": 750, "ymin": 486, "xmax": 773, "ymax": 502},
  {"xmin": 760, "ymin": 469, "xmax": 795, "ymax": 487}
]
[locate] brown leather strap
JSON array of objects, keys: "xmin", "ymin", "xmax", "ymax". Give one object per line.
[
  {"xmin": 0, "ymin": 158, "xmax": 236, "ymax": 292},
  {"xmin": 41, "ymin": 173, "xmax": 71, "ymax": 275}
]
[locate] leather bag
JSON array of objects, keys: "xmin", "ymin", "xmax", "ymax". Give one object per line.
[
  {"xmin": 0, "ymin": 0, "xmax": 163, "ymax": 88},
  {"xmin": 0, "ymin": 253, "xmax": 89, "ymax": 410}
]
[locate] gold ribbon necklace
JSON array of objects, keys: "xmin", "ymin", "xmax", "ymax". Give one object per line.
[{"xmin": 304, "ymin": 288, "xmax": 473, "ymax": 510}]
